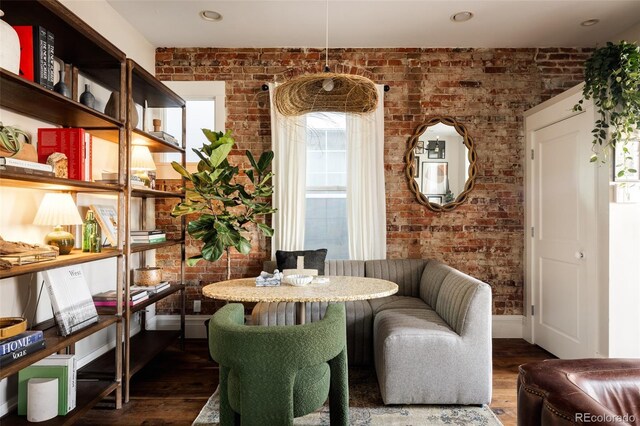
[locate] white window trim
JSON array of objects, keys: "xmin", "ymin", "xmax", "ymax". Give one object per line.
[{"xmin": 155, "ymin": 81, "xmax": 226, "ymax": 179}]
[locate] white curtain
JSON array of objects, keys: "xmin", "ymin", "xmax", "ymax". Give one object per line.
[
  {"xmin": 269, "ymin": 83, "xmax": 307, "ymax": 255},
  {"xmin": 346, "ymin": 85, "xmax": 387, "ymax": 260}
]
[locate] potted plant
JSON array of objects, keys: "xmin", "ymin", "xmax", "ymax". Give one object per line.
[
  {"xmin": 0, "ymin": 122, "xmax": 37, "ymax": 162},
  {"xmin": 170, "ymin": 129, "xmax": 276, "ymax": 280},
  {"xmin": 574, "ymin": 41, "xmax": 640, "ymax": 176}
]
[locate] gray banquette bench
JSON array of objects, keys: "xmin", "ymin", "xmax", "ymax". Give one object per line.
[{"xmin": 253, "ymin": 259, "xmax": 492, "ymax": 405}]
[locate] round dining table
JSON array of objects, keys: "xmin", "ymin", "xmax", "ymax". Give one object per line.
[{"xmin": 202, "ymin": 276, "xmax": 398, "ymax": 324}]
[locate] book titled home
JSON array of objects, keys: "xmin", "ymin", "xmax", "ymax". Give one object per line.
[
  {"xmin": 13, "ymin": 26, "xmax": 49, "ymax": 88},
  {"xmin": 0, "ymin": 339, "xmax": 46, "ymax": 368},
  {"xmin": 18, "ymin": 354, "xmax": 77, "ymax": 416},
  {"xmin": 37, "ymin": 128, "xmax": 92, "ymax": 181},
  {"xmin": 0, "ymin": 330, "xmax": 44, "ymax": 356},
  {"xmin": 42, "ymin": 266, "xmax": 98, "ymax": 336}
]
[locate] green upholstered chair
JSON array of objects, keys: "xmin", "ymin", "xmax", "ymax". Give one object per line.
[{"xmin": 208, "ymin": 302, "xmax": 349, "ymax": 426}]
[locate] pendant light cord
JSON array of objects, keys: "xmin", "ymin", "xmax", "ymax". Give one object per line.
[{"xmin": 324, "ymin": 0, "xmax": 329, "ymax": 71}]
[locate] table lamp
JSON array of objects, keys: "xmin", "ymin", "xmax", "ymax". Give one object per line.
[
  {"xmin": 131, "ymin": 145, "xmax": 156, "ymax": 187},
  {"xmin": 33, "ymin": 193, "xmax": 83, "ymax": 255}
]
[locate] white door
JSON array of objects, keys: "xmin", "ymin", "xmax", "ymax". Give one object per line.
[{"xmin": 531, "ymin": 111, "xmax": 597, "ymax": 359}]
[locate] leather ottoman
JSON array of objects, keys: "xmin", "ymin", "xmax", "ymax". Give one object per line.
[{"xmin": 517, "ymin": 359, "xmax": 640, "ymax": 425}]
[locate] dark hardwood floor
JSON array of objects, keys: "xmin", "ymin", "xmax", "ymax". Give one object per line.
[{"xmin": 77, "ymin": 338, "xmax": 553, "ymax": 425}]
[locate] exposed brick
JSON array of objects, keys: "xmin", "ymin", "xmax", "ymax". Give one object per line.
[{"xmin": 154, "ymin": 47, "xmax": 589, "ymax": 317}]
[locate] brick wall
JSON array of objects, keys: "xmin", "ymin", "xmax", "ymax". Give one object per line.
[{"xmin": 154, "ymin": 47, "xmax": 591, "ymax": 316}]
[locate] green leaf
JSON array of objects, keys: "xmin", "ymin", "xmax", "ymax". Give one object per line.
[
  {"xmin": 246, "ymin": 150, "xmax": 259, "ymax": 170},
  {"xmin": 246, "ymin": 169, "xmax": 255, "ymax": 183},
  {"xmin": 234, "ymin": 236, "xmax": 252, "ymax": 255},
  {"xmin": 171, "ymin": 162, "xmax": 192, "ymax": 179},
  {"xmin": 186, "ymin": 255, "xmax": 203, "ymax": 267},
  {"xmin": 257, "ymin": 150, "xmax": 275, "ymax": 173},
  {"xmin": 257, "ymin": 223, "xmax": 274, "ymax": 237},
  {"xmin": 209, "ymin": 141, "xmax": 234, "ymax": 168},
  {"xmin": 202, "ymin": 239, "xmax": 225, "ymax": 262}
]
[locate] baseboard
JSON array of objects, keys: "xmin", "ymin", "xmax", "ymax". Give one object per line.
[
  {"xmin": 148, "ymin": 315, "xmax": 211, "ymax": 339},
  {"xmin": 492, "ymin": 315, "xmax": 524, "ymax": 338}
]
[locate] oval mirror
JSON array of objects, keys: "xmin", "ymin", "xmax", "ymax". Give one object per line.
[{"xmin": 404, "ymin": 116, "xmax": 477, "ymax": 212}]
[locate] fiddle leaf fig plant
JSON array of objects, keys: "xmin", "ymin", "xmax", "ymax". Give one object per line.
[
  {"xmin": 574, "ymin": 41, "xmax": 640, "ymax": 176},
  {"xmin": 170, "ymin": 129, "xmax": 276, "ymax": 279}
]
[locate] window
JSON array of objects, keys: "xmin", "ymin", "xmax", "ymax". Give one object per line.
[
  {"xmin": 304, "ymin": 113, "xmax": 348, "ymax": 259},
  {"xmin": 159, "ymin": 81, "xmax": 226, "ymax": 169}
]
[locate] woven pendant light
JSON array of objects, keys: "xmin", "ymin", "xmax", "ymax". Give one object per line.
[{"xmin": 273, "ymin": 0, "xmax": 378, "ymax": 117}]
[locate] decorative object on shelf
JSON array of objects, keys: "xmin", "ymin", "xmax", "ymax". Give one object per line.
[
  {"xmin": 89, "ymin": 204, "xmax": 118, "ymax": 246},
  {"xmin": 575, "ymin": 41, "xmax": 640, "ymax": 176},
  {"xmin": 18, "ymin": 354, "xmax": 77, "ymax": 415},
  {"xmin": 0, "ymin": 235, "xmax": 58, "ymax": 269},
  {"xmin": 53, "ymin": 67, "xmax": 70, "ymax": 97},
  {"xmin": 153, "ymin": 118, "xmax": 162, "ymax": 132},
  {"xmin": 131, "ymin": 145, "xmax": 156, "ymax": 187},
  {"xmin": 0, "ymin": 317, "xmax": 27, "ymax": 339},
  {"xmin": 149, "ymin": 130, "xmax": 178, "ymax": 145},
  {"xmin": 33, "ymin": 193, "xmax": 83, "ymax": 255},
  {"xmin": 104, "ymin": 91, "xmax": 139, "ymax": 126},
  {"xmin": 42, "ymin": 265, "xmax": 98, "ymax": 336},
  {"xmin": 38, "ymin": 128, "xmax": 92, "ymax": 181},
  {"xmin": 46, "ymin": 152, "xmax": 68, "ymax": 178},
  {"xmin": 82, "ymin": 210, "xmax": 101, "ymax": 253},
  {"xmin": 79, "ymin": 83, "xmax": 96, "ymax": 109},
  {"xmin": 171, "ymin": 130, "xmax": 276, "ymax": 279},
  {"xmin": 26, "ymin": 378, "xmax": 58, "ymax": 422},
  {"xmin": 133, "ymin": 266, "xmax": 162, "ymax": 286},
  {"xmin": 0, "ymin": 10, "xmax": 20, "ymax": 74},
  {"xmin": 0, "ymin": 122, "xmax": 37, "ymax": 162}
]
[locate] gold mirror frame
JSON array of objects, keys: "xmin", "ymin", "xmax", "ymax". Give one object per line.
[{"xmin": 403, "ymin": 116, "xmax": 478, "ymax": 212}]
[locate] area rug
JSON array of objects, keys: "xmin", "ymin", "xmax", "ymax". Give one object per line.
[{"xmin": 193, "ymin": 369, "xmax": 503, "ymax": 425}]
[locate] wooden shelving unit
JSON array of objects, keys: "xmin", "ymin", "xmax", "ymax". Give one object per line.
[
  {"xmin": 123, "ymin": 59, "xmax": 186, "ymax": 403},
  {"xmin": 0, "ymin": 0, "xmax": 127, "ymax": 421}
]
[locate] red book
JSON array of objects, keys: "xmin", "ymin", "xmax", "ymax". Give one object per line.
[
  {"xmin": 13, "ymin": 26, "xmax": 48, "ymax": 87},
  {"xmin": 37, "ymin": 128, "xmax": 92, "ymax": 181}
]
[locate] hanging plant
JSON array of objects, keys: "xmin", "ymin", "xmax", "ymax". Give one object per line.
[{"xmin": 574, "ymin": 41, "xmax": 640, "ymax": 175}]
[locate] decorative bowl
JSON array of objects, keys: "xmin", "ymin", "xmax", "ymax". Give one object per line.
[
  {"xmin": 133, "ymin": 266, "xmax": 162, "ymax": 286},
  {"xmin": 284, "ymin": 274, "xmax": 313, "ymax": 287}
]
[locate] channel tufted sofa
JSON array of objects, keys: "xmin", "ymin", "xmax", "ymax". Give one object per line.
[{"xmin": 252, "ymin": 259, "xmax": 492, "ymax": 405}]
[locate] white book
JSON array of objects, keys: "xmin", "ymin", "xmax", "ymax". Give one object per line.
[
  {"xmin": 42, "ymin": 266, "xmax": 99, "ymax": 336},
  {"xmin": 33, "ymin": 354, "xmax": 77, "ymax": 413},
  {"xmin": 0, "ymin": 157, "xmax": 53, "ymax": 172}
]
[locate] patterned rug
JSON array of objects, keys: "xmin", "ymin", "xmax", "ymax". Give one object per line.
[{"xmin": 193, "ymin": 369, "xmax": 503, "ymax": 425}]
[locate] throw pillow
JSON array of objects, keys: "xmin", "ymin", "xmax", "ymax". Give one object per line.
[{"xmin": 276, "ymin": 249, "xmax": 328, "ymax": 275}]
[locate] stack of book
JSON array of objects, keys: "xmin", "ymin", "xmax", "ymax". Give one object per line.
[
  {"xmin": 131, "ymin": 229, "xmax": 166, "ymax": 244},
  {"xmin": 18, "ymin": 354, "xmax": 77, "ymax": 416},
  {"xmin": 92, "ymin": 289, "xmax": 149, "ymax": 307},
  {"xmin": 130, "ymin": 281, "xmax": 171, "ymax": 294},
  {"xmin": 94, "ymin": 171, "xmax": 145, "ymax": 187},
  {"xmin": 0, "ymin": 330, "xmax": 46, "ymax": 368},
  {"xmin": 0, "ymin": 157, "xmax": 54, "ymax": 177}
]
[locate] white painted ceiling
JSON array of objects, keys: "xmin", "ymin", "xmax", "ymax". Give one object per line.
[{"xmin": 106, "ymin": 1, "xmax": 640, "ymax": 48}]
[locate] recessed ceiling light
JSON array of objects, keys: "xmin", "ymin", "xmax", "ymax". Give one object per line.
[
  {"xmin": 200, "ymin": 10, "xmax": 223, "ymax": 22},
  {"xmin": 580, "ymin": 19, "xmax": 600, "ymax": 27},
  {"xmin": 450, "ymin": 11, "xmax": 474, "ymax": 23}
]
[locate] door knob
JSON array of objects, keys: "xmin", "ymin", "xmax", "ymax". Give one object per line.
[{"xmin": 575, "ymin": 251, "xmax": 585, "ymax": 259}]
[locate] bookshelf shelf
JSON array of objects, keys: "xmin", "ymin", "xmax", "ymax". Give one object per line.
[
  {"xmin": 0, "ymin": 249, "xmax": 121, "ymax": 280},
  {"xmin": 132, "ymin": 128, "xmax": 185, "ymax": 154},
  {"xmin": 130, "ymin": 239, "xmax": 183, "ymax": 253},
  {"xmin": 0, "ymin": 69, "xmax": 123, "ymax": 129},
  {"xmin": 94, "ymin": 284, "xmax": 185, "ymax": 315},
  {"xmin": 130, "ymin": 187, "xmax": 184, "ymax": 199},
  {"xmin": 0, "ymin": 171, "xmax": 123, "ymax": 193},
  {"xmin": 0, "ymin": 316, "xmax": 119, "ymax": 380}
]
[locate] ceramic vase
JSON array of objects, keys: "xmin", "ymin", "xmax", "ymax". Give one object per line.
[
  {"xmin": 53, "ymin": 69, "xmax": 71, "ymax": 97},
  {"xmin": 0, "ymin": 10, "xmax": 20, "ymax": 74},
  {"xmin": 79, "ymin": 84, "xmax": 96, "ymax": 109},
  {"xmin": 105, "ymin": 91, "xmax": 138, "ymax": 126}
]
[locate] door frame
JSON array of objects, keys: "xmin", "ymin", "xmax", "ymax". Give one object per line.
[{"xmin": 523, "ymin": 84, "xmax": 605, "ymax": 357}]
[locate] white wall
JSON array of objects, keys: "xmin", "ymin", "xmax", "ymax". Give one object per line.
[
  {"xmin": 611, "ymin": 22, "xmax": 640, "ymax": 44},
  {"xmin": 0, "ymin": 1, "xmax": 156, "ymax": 416}
]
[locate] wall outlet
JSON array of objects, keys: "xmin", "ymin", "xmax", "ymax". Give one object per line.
[{"xmin": 193, "ymin": 300, "xmax": 201, "ymax": 313}]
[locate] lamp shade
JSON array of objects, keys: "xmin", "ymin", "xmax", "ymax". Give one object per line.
[
  {"xmin": 131, "ymin": 145, "xmax": 156, "ymax": 171},
  {"xmin": 33, "ymin": 193, "xmax": 83, "ymax": 226}
]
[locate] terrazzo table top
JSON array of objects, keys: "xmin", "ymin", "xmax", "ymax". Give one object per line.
[{"xmin": 202, "ymin": 276, "xmax": 398, "ymax": 303}]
